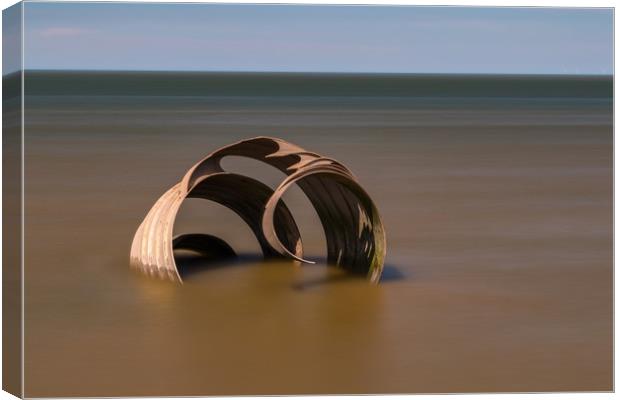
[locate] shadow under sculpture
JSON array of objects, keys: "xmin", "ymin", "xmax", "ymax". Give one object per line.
[{"xmin": 130, "ymin": 137, "xmax": 386, "ymax": 283}]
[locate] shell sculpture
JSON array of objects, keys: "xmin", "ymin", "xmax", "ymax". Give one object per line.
[{"xmin": 130, "ymin": 137, "xmax": 386, "ymax": 283}]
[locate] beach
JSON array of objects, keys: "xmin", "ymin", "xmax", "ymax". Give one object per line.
[{"xmin": 18, "ymin": 72, "xmax": 612, "ymax": 395}]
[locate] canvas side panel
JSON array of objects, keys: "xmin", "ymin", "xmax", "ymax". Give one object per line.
[{"xmin": 2, "ymin": 2, "xmax": 23, "ymax": 398}]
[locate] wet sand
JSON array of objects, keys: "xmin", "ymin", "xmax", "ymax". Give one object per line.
[{"xmin": 22, "ymin": 93, "xmax": 612, "ymax": 396}]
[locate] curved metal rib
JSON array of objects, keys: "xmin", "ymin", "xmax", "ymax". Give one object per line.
[
  {"xmin": 188, "ymin": 173, "xmax": 302, "ymax": 259},
  {"xmin": 262, "ymin": 167, "xmax": 386, "ymax": 283}
]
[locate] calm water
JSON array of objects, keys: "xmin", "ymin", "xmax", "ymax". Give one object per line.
[{"xmin": 16, "ymin": 72, "xmax": 613, "ymax": 396}]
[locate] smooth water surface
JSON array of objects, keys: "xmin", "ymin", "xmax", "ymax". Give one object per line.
[{"xmin": 20, "ymin": 72, "xmax": 612, "ymax": 396}]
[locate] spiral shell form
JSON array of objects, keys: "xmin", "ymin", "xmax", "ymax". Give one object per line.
[{"xmin": 130, "ymin": 137, "xmax": 386, "ymax": 283}]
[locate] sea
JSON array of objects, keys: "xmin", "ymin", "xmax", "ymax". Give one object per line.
[{"xmin": 4, "ymin": 71, "xmax": 613, "ymax": 396}]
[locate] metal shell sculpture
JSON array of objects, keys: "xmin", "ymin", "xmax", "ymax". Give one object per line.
[{"xmin": 130, "ymin": 137, "xmax": 386, "ymax": 283}]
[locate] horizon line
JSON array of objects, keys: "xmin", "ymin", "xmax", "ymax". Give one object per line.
[{"xmin": 4, "ymin": 69, "xmax": 614, "ymax": 78}]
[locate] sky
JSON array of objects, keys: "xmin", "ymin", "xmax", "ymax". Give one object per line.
[{"xmin": 7, "ymin": 3, "xmax": 614, "ymax": 74}]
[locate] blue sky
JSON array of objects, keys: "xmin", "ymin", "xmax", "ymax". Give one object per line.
[{"xmin": 13, "ymin": 3, "xmax": 614, "ymax": 74}]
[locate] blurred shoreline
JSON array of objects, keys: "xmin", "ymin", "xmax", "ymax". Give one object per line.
[{"xmin": 6, "ymin": 70, "xmax": 613, "ymax": 98}]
